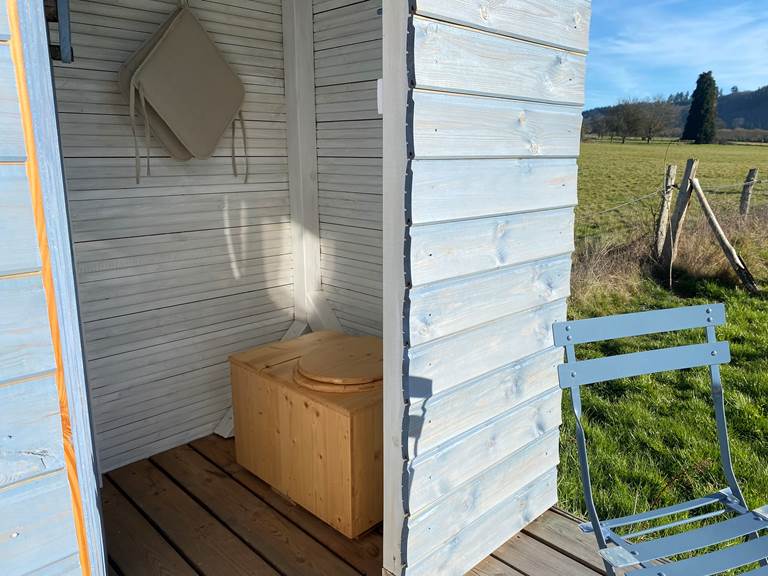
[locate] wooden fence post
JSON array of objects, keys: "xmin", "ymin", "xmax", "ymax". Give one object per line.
[
  {"xmin": 661, "ymin": 158, "xmax": 699, "ymax": 286},
  {"xmin": 692, "ymin": 178, "xmax": 759, "ymax": 293},
  {"xmin": 655, "ymin": 164, "xmax": 677, "ymax": 259},
  {"xmin": 739, "ymin": 168, "xmax": 759, "ymax": 217}
]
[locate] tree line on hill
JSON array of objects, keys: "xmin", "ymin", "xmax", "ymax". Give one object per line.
[{"xmin": 583, "ymin": 72, "xmax": 768, "ymax": 144}]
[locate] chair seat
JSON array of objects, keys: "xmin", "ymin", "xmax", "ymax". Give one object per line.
[
  {"xmin": 600, "ymin": 509, "xmax": 768, "ymax": 567},
  {"xmin": 631, "ymin": 533, "xmax": 768, "ymax": 575}
]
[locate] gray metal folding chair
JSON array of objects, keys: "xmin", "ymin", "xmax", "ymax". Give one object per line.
[{"xmin": 554, "ymin": 303, "xmax": 768, "ymax": 575}]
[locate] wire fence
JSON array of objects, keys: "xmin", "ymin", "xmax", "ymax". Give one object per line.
[{"xmin": 575, "ymin": 171, "xmax": 766, "ymax": 242}]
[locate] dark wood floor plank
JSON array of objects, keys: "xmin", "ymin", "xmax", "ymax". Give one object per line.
[
  {"xmin": 493, "ymin": 532, "xmax": 601, "ymax": 576},
  {"xmin": 152, "ymin": 444, "xmax": 360, "ymax": 576},
  {"xmin": 522, "ymin": 510, "xmax": 606, "ymax": 573},
  {"xmin": 191, "ymin": 435, "xmax": 382, "ymax": 575},
  {"xmin": 467, "ymin": 556, "xmax": 525, "ymax": 575},
  {"xmin": 109, "ymin": 460, "xmax": 278, "ymax": 576},
  {"xmin": 102, "ymin": 478, "xmax": 196, "ymax": 576}
]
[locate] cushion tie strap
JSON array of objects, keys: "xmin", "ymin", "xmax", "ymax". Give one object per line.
[
  {"xmin": 231, "ymin": 115, "xmax": 237, "ymax": 177},
  {"xmin": 231, "ymin": 110, "xmax": 249, "ymax": 184},
  {"xmin": 240, "ymin": 109, "xmax": 248, "ymax": 184},
  {"xmin": 129, "ymin": 80, "xmax": 140, "ymax": 184},
  {"xmin": 139, "ymin": 84, "xmax": 151, "ymax": 177}
]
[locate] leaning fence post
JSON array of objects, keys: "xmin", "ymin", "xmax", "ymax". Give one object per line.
[
  {"xmin": 739, "ymin": 168, "xmax": 759, "ymax": 217},
  {"xmin": 655, "ymin": 164, "xmax": 677, "ymax": 259},
  {"xmin": 661, "ymin": 158, "xmax": 699, "ymax": 286},
  {"xmin": 692, "ymin": 178, "xmax": 759, "ymax": 294}
]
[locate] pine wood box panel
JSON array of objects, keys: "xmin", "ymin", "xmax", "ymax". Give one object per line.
[{"xmin": 230, "ymin": 331, "xmax": 383, "ymax": 538}]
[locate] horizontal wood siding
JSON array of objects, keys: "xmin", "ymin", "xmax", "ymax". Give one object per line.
[
  {"xmin": 0, "ymin": 375, "xmax": 65, "ymax": 489},
  {"xmin": 400, "ymin": 3, "xmax": 590, "ymax": 575},
  {"xmin": 313, "ymin": 0, "xmax": 382, "ymax": 336},
  {"xmin": 0, "ymin": 43, "xmax": 24, "ymax": 161},
  {"xmin": 53, "ymin": 0, "xmax": 293, "ymax": 471},
  {"xmin": 0, "ymin": 3, "xmax": 8, "ymax": 40},
  {"xmin": 0, "ymin": 470, "xmax": 80, "ymax": 575},
  {"xmin": 413, "ymin": 0, "xmax": 591, "ymax": 52},
  {"xmin": 0, "ymin": 5, "xmax": 84, "ymax": 572},
  {"xmin": 0, "ymin": 165, "xmax": 40, "ymax": 275}
]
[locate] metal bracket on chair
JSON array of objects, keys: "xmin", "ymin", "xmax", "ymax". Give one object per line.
[
  {"xmin": 753, "ymin": 504, "xmax": 768, "ymax": 522},
  {"xmin": 600, "ymin": 546, "xmax": 640, "ymax": 568}
]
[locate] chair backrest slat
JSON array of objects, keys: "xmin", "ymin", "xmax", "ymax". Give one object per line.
[
  {"xmin": 559, "ymin": 342, "xmax": 730, "ymax": 388},
  {"xmin": 553, "ymin": 304, "xmax": 725, "ymax": 347}
]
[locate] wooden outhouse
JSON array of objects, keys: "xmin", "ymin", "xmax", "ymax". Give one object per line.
[{"xmin": 0, "ymin": 1, "xmax": 590, "ymax": 575}]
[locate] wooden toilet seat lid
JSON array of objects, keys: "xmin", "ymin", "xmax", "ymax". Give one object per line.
[{"xmin": 296, "ymin": 336, "xmax": 383, "ymax": 391}]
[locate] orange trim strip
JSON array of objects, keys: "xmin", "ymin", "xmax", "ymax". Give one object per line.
[{"xmin": 6, "ymin": 2, "xmax": 91, "ymax": 574}]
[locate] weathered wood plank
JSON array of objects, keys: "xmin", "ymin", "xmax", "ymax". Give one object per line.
[
  {"xmin": 0, "ymin": 470, "xmax": 80, "ymax": 575},
  {"xmin": 494, "ymin": 529, "xmax": 600, "ymax": 576},
  {"xmin": 405, "ymin": 469, "xmax": 558, "ymax": 576},
  {"xmin": 412, "ymin": 90, "xmax": 583, "ymax": 159},
  {"xmin": 410, "ymin": 158, "xmax": 577, "ymax": 224},
  {"xmin": 522, "ymin": 509, "xmax": 607, "ymax": 573},
  {"xmin": 410, "ymin": 208, "xmax": 574, "ymax": 285},
  {"xmin": 191, "ymin": 435, "xmax": 384, "ymax": 575},
  {"xmin": 407, "ymin": 392, "xmax": 561, "ymax": 513},
  {"xmin": 0, "ymin": 276, "xmax": 55, "ymax": 384},
  {"xmin": 468, "ymin": 556, "xmax": 525, "ymax": 575},
  {"xmin": 109, "ymin": 459, "xmax": 279, "ymax": 575},
  {"xmin": 413, "ymin": 17, "xmax": 586, "ymax": 104},
  {"xmin": 408, "ymin": 255, "xmax": 571, "ymax": 345},
  {"xmin": 101, "ymin": 478, "xmax": 196, "ymax": 576},
  {"xmin": 408, "ymin": 300, "xmax": 566, "ymax": 397},
  {"xmin": 0, "ymin": 44, "xmax": 24, "ymax": 162},
  {"xmin": 407, "ymin": 348, "xmax": 562, "ymax": 457},
  {"xmin": 407, "ymin": 434, "xmax": 559, "ymax": 565},
  {"xmin": 413, "ymin": 0, "xmax": 591, "ymax": 53},
  {"xmin": 0, "ymin": 375, "xmax": 65, "ymax": 489},
  {"xmin": 0, "ymin": 165, "xmax": 39, "ymax": 276},
  {"xmin": 151, "ymin": 445, "xmax": 360, "ymax": 576}
]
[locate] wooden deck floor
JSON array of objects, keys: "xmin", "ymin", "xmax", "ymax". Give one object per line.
[{"xmin": 102, "ymin": 435, "xmax": 607, "ymax": 576}]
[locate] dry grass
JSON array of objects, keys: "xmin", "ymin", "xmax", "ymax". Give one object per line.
[
  {"xmin": 571, "ymin": 204, "xmax": 768, "ymax": 305},
  {"xmin": 673, "ymin": 205, "xmax": 768, "ymax": 284}
]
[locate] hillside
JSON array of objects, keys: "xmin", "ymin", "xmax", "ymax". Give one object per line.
[
  {"xmin": 718, "ymin": 85, "xmax": 768, "ymax": 130},
  {"xmin": 584, "ymin": 85, "xmax": 768, "ymax": 132}
]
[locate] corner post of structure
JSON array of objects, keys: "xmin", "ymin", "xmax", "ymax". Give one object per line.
[
  {"xmin": 382, "ymin": 1, "xmax": 410, "ymax": 574},
  {"xmin": 281, "ymin": 0, "xmax": 340, "ymax": 332}
]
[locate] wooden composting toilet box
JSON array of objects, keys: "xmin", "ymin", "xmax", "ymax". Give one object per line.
[{"xmin": 230, "ymin": 331, "xmax": 383, "ymax": 538}]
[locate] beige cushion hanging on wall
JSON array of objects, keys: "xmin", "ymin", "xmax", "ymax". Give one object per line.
[
  {"xmin": 118, "ymin": 2, "xmax": 246, "ymax": 179},
  {"xmin": 118, "ymin": 5, "xmax": 191, "ymax": 162}
]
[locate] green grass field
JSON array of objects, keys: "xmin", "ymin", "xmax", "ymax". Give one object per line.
[
  {"xmin": 576, "ymin": 141, "xmax": 768, "ymax": 239},
  {"xmin": 559, "ymin": 142, "xmax": 768, "ymax": 524}
]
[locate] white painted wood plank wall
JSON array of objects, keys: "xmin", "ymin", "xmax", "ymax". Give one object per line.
[
  {"xmin": 313, "ymin": 0, "xmax": 383, "ymax": 336},
  {"xmin": 388, "ymin": 2, "xmax": 591, "ymax": 574},
  {"xmin": 53, "ymin": 0, "xmax": 293, "ymax": 472}
]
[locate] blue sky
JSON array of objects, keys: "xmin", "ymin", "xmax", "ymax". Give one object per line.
[{"xmin": 585, "ymin": 0, "xmax": 768, "ymax": 109}]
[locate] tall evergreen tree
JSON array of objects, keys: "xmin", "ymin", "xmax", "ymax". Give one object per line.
[{"xmin": 682, "ymin": 71, "xmax": 718, "ymax": 143}]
